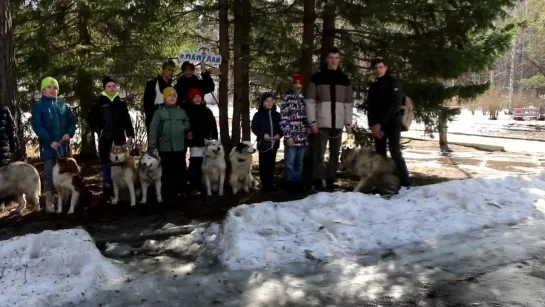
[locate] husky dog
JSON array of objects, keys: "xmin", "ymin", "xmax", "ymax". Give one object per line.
[
  {"xmin": 53, "ymin": 157, "xmax": 98, "ymax": 214},
  {"xmin": 0, "ymin": 162, "xmax": 41, "ymax": 213},
  {"xmin": 110, "ymin": 143, "xmax": 140, "ymax": 206},
  {"xmin": 138, "ymin": 149, "xmax": 163, "ymax": 204},
  {"xmin": 340, "ymin": 147, "xmax": 401, "ymax": 195},
  {"xmin": 202, "ymin": 139, "xmax": 226, "ymax": 196},
  {"xmin": 229, "ymin": 141, "xmax": 257, "ymax": 195}
]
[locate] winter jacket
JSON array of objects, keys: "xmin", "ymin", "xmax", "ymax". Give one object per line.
[
  {"xmin": 306, "ymin": 68, "xmax": 354, "ymax": 130},
  {"xmin": 87, "ymin": 91, "xmax": 135, "ymax": 144},
  {"xmin": 148, "ymin": 104, "xmax": 190, "ymax": 152},
  {"xmin": 366, "ymin": 74, "xmax": 404, "ymax": 128},
  {"xmin": 31, "ymin": 95, "xmax": 76, "ymax": 161},
  {"xmin": 280, "ymin": 90, "xmax": 307, "ymax": 147},
  {"xmin": 173, "ymin": 72, "xmax": 215, "ymax": 105},
  {"xmin": 0, "ymin": 105, "xmax": 16, "ymax": 167},
  {"xmin": 183, "ymin": 102, "xmax": 218, "ymax": 148},
  {"xmin": 87, "ymin": 92, "xmax": 135, "ymax": 164},
  {"xmin": 143, "ymin": 75, "xmax": 173, "ymax": 131},
  {"xmin": 251, "ymin": 104, "xmax": 283, "ymax": 151}
]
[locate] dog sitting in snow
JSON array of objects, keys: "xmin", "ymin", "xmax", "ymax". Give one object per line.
[
  {"xmin": 0, "ymin": 161, "xmax": 41, "ymax": 213},
  {"xmin": 53, "ymin": 156, "xmax": 98, "ymax": 214},
  {"xmin": 340, "ymin": 146, "xmax": 401, "ymax": 195},
  {"xmin": 229, "ymin": 141, "xmax": 257, "ymax": 195},
  {"xmin": 110, "ymin": 143, "xmax": 140, "ymax": 206},
  {"xmin": 138, "ymin": 149, "xmax": 162, "ymax": 204},
  {"xmin": 202, "ymin": 139, "xmax": 226, "ymax": 196}
]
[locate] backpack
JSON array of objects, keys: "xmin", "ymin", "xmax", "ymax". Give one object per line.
[{"xmin": 401, "ymin": 96, "xmax": 414, "ymax": 132}]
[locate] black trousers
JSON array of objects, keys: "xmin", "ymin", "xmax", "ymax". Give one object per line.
[
  {"xmin": 187, "ymin": 157, "xmax": 204, "ymax": 191},
  {"xmin": 259, "ymin": 149, "xmax": 277, "ymax": 190},
  {"xmin": 374, "ymin": 115, "xmax": 410, "ymax": 186},
  {"xmin": 159, "ymin": 151, "xmax": 187, "ymax": 198}
]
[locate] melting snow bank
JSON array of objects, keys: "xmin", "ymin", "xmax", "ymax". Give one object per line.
[
  {"xmin": 0, "ymin": 229, "xmax": 128, "ymax": 306},
  {"xmin": 218, "ymin": 173, "xmax": 545, "ymax": 271}
]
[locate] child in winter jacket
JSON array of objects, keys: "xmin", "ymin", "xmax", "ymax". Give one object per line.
[
  {"xmin": 251, "ymin": 92, "xmax": 283, "ymax": 192},
  {"xmin": 148, "ymin": 87, "xmax": 191, "ymax": 200},
  {"xmin": 184, "ymin": 88, "xmax": 218, "ymax": 196},
  {"xmin": 280, "ymin": 74, "xmax": 308, "ymax": 192},
  {"xmin": 31, "ymin": 77, "xmax": 76, "ymax": 212},
  {"xmin": 87, "ymin": 76, "xmax": 135, "ymax": 202}
]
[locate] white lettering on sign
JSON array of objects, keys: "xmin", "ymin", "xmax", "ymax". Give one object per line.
[{"xmin": 178, "ymin": 53, "xmax": 222, "ymax": 65}]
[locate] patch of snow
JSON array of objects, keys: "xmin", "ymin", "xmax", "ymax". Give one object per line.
[
  {"xmin": 0, "ymin": 229, "xmax": 127, "ymax": 306},
  {"xmin": 218, "ymin": 173, "xmax": 545, "ymax": 270}
]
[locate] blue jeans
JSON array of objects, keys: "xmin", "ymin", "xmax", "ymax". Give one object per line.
[{"xmin": 284, "ymin": 146, "xmax": 305, "ymax": 182}]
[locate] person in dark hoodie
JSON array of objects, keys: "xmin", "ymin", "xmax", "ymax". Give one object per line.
[
  {"xmin": 143, "ymin": 60, "xmax": 176, "ymax": 133},
  {"xmin": 173, "ymin": 61, "xmax": 215, "ymax": 106},
  {"xmin": 251, "ymin": 92, "xmax": 283, "ymax": 193},
  {"xmin": 87, "ymin": 76, "xmax": 135, "ymax": 201},
  {"xmin": 184, "ymin": 88, "xmax": 218, "ymax": 196},
  {"xmin": 366, "ymin": 58, "xmax": 410, "ymax": 187}
]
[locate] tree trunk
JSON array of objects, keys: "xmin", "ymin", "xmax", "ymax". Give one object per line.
[
  {"xmin": 507, "ymin": 35, "xmax": 516, "ymax": 113},
  {"xmin": 301, "ymin": 0, "xmax": 317, "ymax": 169},
  {"xmin": 0, "ymin": 0, "xmax": 25, "ymax": 160},
  {"xmin": 218, "ymin": 0, "xmax": 230, "ymax": 151},
  {"xmin": 300, "ymin": 0, "xmax": 315, "ymax": 92},
  {"xmin": 438, "ymin": 108, "xmax": 450, "ymax": 153},
  {"xmin": 320, "ymin": 1, "xmax": 336, "ymax": 63},
  {"xmin": 232, "ymin": 0, "xmax": 251, "ymax": 145},
  {"xmin": 74, "ymin": 4, "xmax": 97, "ymax": 159}
]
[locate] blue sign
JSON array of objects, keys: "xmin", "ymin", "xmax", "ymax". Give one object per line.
[{"xmin": 178, "ymin": 53, "xmax": 222, "ymax": 65}]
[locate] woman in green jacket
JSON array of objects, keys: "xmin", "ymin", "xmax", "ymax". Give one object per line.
[{"xmin": 148, "ymin": 87, "xmax": 191, "ymax": 201}]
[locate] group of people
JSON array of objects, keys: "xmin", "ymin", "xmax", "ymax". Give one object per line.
[{"xmin": 25, "ymin": 46, "xmax": 410, "ymax": 211}]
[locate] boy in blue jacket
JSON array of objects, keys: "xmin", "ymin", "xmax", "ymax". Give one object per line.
[
  {"xmin": 31, "ymin": 77, "xmax": 76, "ymax": 213},
  {"xmin": 251, "ymin": 92, "xmax": 282, "ymax": 192}
]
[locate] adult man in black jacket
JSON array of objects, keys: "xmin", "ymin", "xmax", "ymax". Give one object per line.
[
  {"xmin": 143, "ymin": 61, "xmax": 176, "ymax": 133},
  {"xmin": 366, "ymin": 59, "xmax": 410, "ymax": 187},
  {"xmin": 174, "ymin": 61, "xmax": 215, "ymax": 107}
]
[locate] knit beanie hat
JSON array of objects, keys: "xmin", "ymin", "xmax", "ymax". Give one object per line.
[
  {"xmin": 102, "ymin": 76, "xmax": 116, "ymax": 89},
  {"xmin": 41, "ymin": 77, "xmax": 59, "ymax": 92},
  {"xmin": 188, "ymin": 88, "xmax": 203, "ymax": 102},
  {"xmin": 163, "ymin": 87, "xmax": 177, "ymax": 101},
  {"xmin": 260, "ymin": 92, "xmax": 273, "ymax": 105},
  {"xmin": 292, "ymin": 74, "xmax": 303, "ymax": 85}
]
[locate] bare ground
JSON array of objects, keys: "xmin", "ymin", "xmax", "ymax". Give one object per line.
[{"xmin": 0, "ymin": 138, "xmax": 541, "ymax": 243}]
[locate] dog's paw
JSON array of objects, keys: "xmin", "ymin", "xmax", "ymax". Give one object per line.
[
  {"xmin": 130, "ymin": 202, "xmax": 137, "ymax": 207},
  {"xmin": 111, "ymin": 198, "xmax": 119, "ymax": 205},
  {"xmin": 139, "ymin": 198, "xmax": 147, "ymax": 204},
  {"xmin": 207, "ymin": 191, "xmax": 213, "ymax": 196},
  {"xmin": 157, "ymin": 197, "xmax": 163, "ymax": 204},
  {"xmin": 67, "ymin": 209, "xmax": 74, "ymax": 215},
  {"xmin": 56, "ymin": 208, "xmax": 63, "ymax": 214}
]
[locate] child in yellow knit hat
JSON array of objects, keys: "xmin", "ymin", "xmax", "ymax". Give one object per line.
[
  {"xmin": 31, "ymin": 77, "xmax": 76, "ymax": 213},
  {"xmin": 148, "ymin": 87, "xmax": 191, "ymax": 201}
]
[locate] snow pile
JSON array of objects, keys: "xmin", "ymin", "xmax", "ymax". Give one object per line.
[
  {"xmin": 218, "ymin": 173, "xmax": 545, "ymax": 270},
  {"xmin": 0, "ymin": 229, "xmax": 127, "ymax": 306}
]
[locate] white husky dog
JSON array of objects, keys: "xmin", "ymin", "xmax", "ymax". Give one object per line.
[
  {"xmin": 229, "ymin": 141, "xmax": 256, "ymax": 195},
  {"xmin": 0, "ymin": 162, "xmax": 41, "ymax": 213},
  {"xmin": 202, "ymin": 139, "xmax": 226, "ymax": 196},
  {"xmin": 110, "ymin": 143, "xmax": 139, "ymax": 206},
  {"xmin": 138, "ymin": 149, "xmax": 163, "ymax": 204}
]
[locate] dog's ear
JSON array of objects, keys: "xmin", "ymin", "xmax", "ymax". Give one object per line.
[
  {"xmin": 111, "ymin": 142, "xmax": 115, "ymax": 150},
  {"xmin": 204, "ymin": 139, "xmax": 211, "ymax": 146},
  {"xmin": 152, "ymin": 148, "xmax": 159, "ymax": 157}
]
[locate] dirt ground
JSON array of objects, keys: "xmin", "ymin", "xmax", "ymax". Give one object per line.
[{"xmin": 0, "ymin": 138, "xmax": 541, "ymax": 243}]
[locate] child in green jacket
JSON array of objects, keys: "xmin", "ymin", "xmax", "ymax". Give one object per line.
[{"xmin": 148, "ymin": 87, "xmax": 191, "ymax": 201}]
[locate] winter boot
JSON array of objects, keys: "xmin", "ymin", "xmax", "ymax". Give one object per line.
[
  {"xmin": 45, "ymin": 191, "xmax": 55, "ymax": 213},
  {"xmin": 312, "ymin": 178, "xmax": 325, "ymax": 192},
  {"xmin": 325, "ymin": 179, "xmax": 337, "ymax": 192},
  {"xmin": 102, "ymin": 184, "xmax": 113, "ymax": 204}
]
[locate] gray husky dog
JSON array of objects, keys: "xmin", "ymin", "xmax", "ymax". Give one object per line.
[
  {"xmin": 340, "ymin": 147, "xmax": 401, "ymax": 195},
  {"xmin": 0, "ymin": 161, "xmax": 41, "ymax": 213},
  {"xmin": 138, "ymin": 149, "xmax": 163, "ymax": 204}
]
